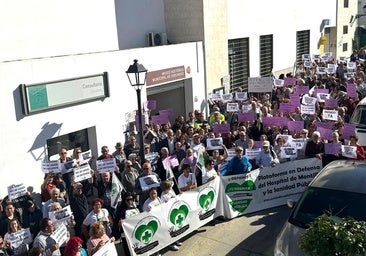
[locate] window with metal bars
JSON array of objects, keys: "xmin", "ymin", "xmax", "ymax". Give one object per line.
[
  {"xmin": 259, "ymin": 35, "xmax": 273, "ymax": 77},
  {"xmin": 228, "ymin": 38, "xmax": 250, "ymax": 92},
  {"xmin": 296, "ymin": 30, "xmax": 310, "ymax": 66}
]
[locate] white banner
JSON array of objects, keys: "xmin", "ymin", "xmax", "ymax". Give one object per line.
[
  {"xmin": 248, "ymin": 77, "xmax": 273, "ymax": 93},
  {"xmin": 123, "ymin": 179, "xmax": 221, "ymax": 256},
  {"xmin": 245, "ymin": 148, "xmax": 261, "ymax": 160},
  {"xmin": 96, "ymin": 158, "xmax": 117, "ymax": 173}
]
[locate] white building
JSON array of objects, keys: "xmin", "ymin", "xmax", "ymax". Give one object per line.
[{"xmin": 0, "ymin": 0, "xmax": 358, "ymax": 198}]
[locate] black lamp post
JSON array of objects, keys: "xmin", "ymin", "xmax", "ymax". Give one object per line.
[{"xmin": 126, "ymin": 59, "xmax": 148, "ymax": 163}]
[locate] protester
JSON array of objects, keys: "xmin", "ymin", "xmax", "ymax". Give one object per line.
[
  {"xmin": 221, "ymin": 146, "xmax": 252, "ymax": 175},
  {"xmin": 3, "ymin": 218, "xmax": 30, "ymax": 255},
  {"xmin": 64, "ymin": 236, "xmax": 87, "ymax": 256},
  {"xmin": 33, "ymin": 218, "xmax": 61, "ymax": 256},
  {"xmin": 86, "ymin": 222, "xmax": 115, "ymax": 256}
]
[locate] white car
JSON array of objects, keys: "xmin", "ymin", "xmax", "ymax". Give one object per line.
[
  {"xmin": 350, "ymin": 96, "xmax": 366, "ymax": 147},
  {"xmin": 274, "ymin": 160, "xmax": 366, "ymax": 256}
]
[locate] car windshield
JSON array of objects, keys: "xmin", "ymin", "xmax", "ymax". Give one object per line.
[
  {"xmin": 350, "ymin": 104, "xmax": 366, "ymax": 127},
  {"xmin": 289, "ymin": 187, "xmax": 366, "ymax": 228}
]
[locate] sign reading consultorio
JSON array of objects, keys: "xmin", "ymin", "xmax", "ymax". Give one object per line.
[{"xmin": 20, "ymin": 72, "xmax": 109, "ymax": 115}]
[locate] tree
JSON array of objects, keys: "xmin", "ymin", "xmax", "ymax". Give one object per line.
[{"xmin": 298, "ymin": 214, "xmax": 366, "ymax": 256}]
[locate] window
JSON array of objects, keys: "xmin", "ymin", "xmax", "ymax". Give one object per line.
[
  {"xmin": 344, "ymin": 0, "xmax": 349, "ymax": 8},
  {"xmin": 343, "ymin": 25, "xmax": 348, "ymax": 34},
  {"xmin": 296, "ymin": 30, "xmax": 310, "ymax": 65},
  {"xmin": 343, "ymin": 42, "xmax": 348, "ymax": 51},
  {"xmin": 228, "ymin": 38, "xmax": 250, "ymax": 92},
  {"xmin": 259, "ymin": 34, "xmax": 273, "ymax": 77}
]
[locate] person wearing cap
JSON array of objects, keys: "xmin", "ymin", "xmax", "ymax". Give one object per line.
[
  {"xmin": 191, "ymin": 133, "xmax": 205, "ymax": 157},
  {"xmin": 123, "ymin": 135, "xmax": 140, "ymax": 160},
  {"xmin": 112, "ymin": 142, "xmax": 126, "ymax": 171},
  {"xmin": 220, "ymin": 146, "xmax": 252, "ymax": 176},
  {"xmin": 305, "ymin": 131, "xmax": 324, "ymax": 159},
  {"xmin": 255, "ymin": 141, "xmax": 280, "ymax": 169}
]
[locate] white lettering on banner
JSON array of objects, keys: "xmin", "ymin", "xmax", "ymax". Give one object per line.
[
  {"xmin": 8, "ymin": 183, "xmax": 27, "ymax": 200},
  {"xmin": 96, "ymin": 158, "xmax": 116, "ymax": 173},
  {"xmin": 50, "ymin": 224, "xmax": 68, "ymax": 246},
  {"xmin": 122, "ymin": 158, "xmax": 322, "ymax": 256}
]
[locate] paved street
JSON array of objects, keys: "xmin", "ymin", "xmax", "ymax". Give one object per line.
[{"xmin": 160, "ymin": 205, "xmax": 291, "ymax": 256}]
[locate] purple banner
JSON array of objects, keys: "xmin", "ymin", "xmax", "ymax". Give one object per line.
[
  {"xmin": 238, "ymin": 112, "xmax": 255, "ymax": 122},
  {"xmin": 279, "ymin": 102, "xmax": 296, "ymax": 113},
  {"xmin": 151, "ymin": 115, "xmax": 169, "ymax": 125},
  {"xmin": 316, "ymin": 126, "xmax": 333, "ymax": 141},
  {"xmin": 347, "ymin": 83, "xmax": 357, "ymax": 98},
  {"xmin": 159, "ymin": 109, "xmax": 175, "ymax": 118},
  {"xmin": 144, "ymin": 100, "xmax": 157, "ymax": 110},
  {"xmin": 295, "ymin": 85, "xmax": 309, "ymax": 95},
  {"xmin": 325, "ymin": 142, "xmax": 342, "ymax": 155},
  {"xmin": 314, "ymin": 88, "xmax": 329, "ymax": 97},
  {"xmin": 287, "ymin": 121, "xmax": 304, "ymax": 131},
  {"xmin": 316, "ymin": 121, "xmax": 333, "ymax": 130},
  {"xmin": 213, "ymin": 123, "xmax": 231, "ymax": 135},
  {"xmin": 284, "ymin": 77, "xmax": 297, "ymax": 86},
  {"xmin": 342, "ymin": 123, "xmax": 356, "ymax": 140},
  {"xmin": 262, "ymin": 117, "xmax": 288, "ymax": 127},
  {"xmin": 290, "ymin": 94, "xmax": 300, "ymax": 107},
  {"xmin": 324, "ymin": 98, "xmax": 338, "ymax": 109},
  {"xmin": 254, "ymin": 141, "xmax": 263, "ymax": 149}
]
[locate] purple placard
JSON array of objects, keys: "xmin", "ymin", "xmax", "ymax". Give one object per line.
[
  {"xmin": 290, "ymin": 94, "xmax": 300, "ymax": 107},
  {"xmin": 213, "ymin": 123, "xmax": 231, "ymax": 135},
  {"xmin": 347, "ymin": 83, "xmax": 357, "ymax": 98},
  {"xmin": 342, "ymin": 123, "xmax": 356, "ymax": 140},
  {"xmin": 169, "ymin": 156, "xmax": 179, "ymax": 167},
  {"xmin": 317, "ymin": 126, "xmax": 333, "ymax": 141},
  {"xmin": 284, "ymin": 77, "xmax": 297, "ymax": 86},
  {"xmin": 316, "ymin": 121, "xmax": 333, "ymax": 130},
  {"xmin": 238, "ymin": 111, "xmax": 255, "ymax": 122},
  {"xmin": 262, "ymin": 117, "xmax": 288, "ymax": 127},
  {"xmin": 144, "ymin": 100, "xmax": 157, "ymax": 110},
  {"xmin": 313, "ymin": 88, "xmax": 329, "ymax": 97},
  {"xmin": 287, "ymin": 121, "xmax": 304, "ymax": 131},
  {"xmin": 254, "ymin": 141, "xmax": 263, "ymax": 149},
  {"xmin": 279, "ymin": 102, "xmax": 296, "ymax": 113},
  {"xmin": 135, "ymin": 115, "xmax": 147, "ymax": 131},
  {"xmin": 295, "ymin": 85, "xmax": 309, "ymax": 95},
  {"xmin": 151, "ymin": 115, "xmax": 169, "ymax": 125},
  {"xmin": 324, "ymin": 142, "xmax": 342, "ymax": 155},
  {"xmin": 324, "ymin": 98, "xmax": 338, "ymax": 109},
  {"xmin": 159, "ymin": 109, "xmax": 174, "ymax": 118}
]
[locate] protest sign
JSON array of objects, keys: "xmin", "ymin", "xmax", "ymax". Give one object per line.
[
  {"xmin": 324, "ymin": 143, "xmax": 342, "ymax": 155},
  {"xmin": 50, "ymin": 224, "xmax": 68, "ymax": 246},
  {"xmin": 248, "ymin": 77, "xmax": 273, "ymax": 93},
  {"xmin": 78, "ymin": 150, "xmax": 92, "ymax": 165},
  {"xmin": 96, "ymin": 158, "xmax": 117, "ymax": 173},
  {"xmin": 341, "ymin": 145, "xmax": 357, "ymax": 158},
  {"xmin": 49, "ymin": 205, "xmax": 72, "ymax": 224},
  {"xmin": 300, "ymin": 104, "xmax": 315, "ymax": 115},
  {"xmin": 221, "ymin": 93, "xmax": 233, "ymax": 102},
  {"xmin": 93, "ymin": 241, "xmax": 118, "ymax": 256},
  {"xmin": 8, "ymin": 183, "xmax": 27, "ymax": 200},
  {"xmin": 287, "ymin": 121, "xmax": 304, "ymax": 131},
  {"xmin": 139, "ymin": 175, "xmax": 160, "ymax": 191},
  {"xmin": 73, "ymin": 164, "xmax": 92, "ymax": 183},
  {"xmin": 235, "ymin": 92, "xmax": 247, "ymax": 101},
  {"xmin": 7, "ymin": 228, "xmax": 33, "ymax": 248},
  {"xmin": 206, "ymin": 138, "xmax": 223, "ymax": 150},
  {"xmin": 245, "ymin": 148, "xmax": 261, "ymax": 160},
  {"xmin": 60, "ymin": 160, "xmax": 75, "ymax": 174},
  {"xmin": 238, "ymin": 112, "xmax": 255, "ymax": 122},
  {"xmin": 322, "ymin": 109, "xmax": 338, "ymax": 121},
  {"xmin": 226, "ymin": 103, "xmax": 239, "ymax": 112},
  {"xmin": 42, "ymin": 160, "xmax": 60, "ymax": 173}
]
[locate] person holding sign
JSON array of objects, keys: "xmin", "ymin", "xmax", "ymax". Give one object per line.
[
  {"xmin": 86, "ymin": 222, "xmax": 115, "ymax": 256},
  {"xmin": 305, "ymin": 131, "xmax": 325, "ymax": 159},
  {"xmin": 347, "ymin": 135, "xmax": 365, "ymax": 160},
  {"xmin": 220, "ymin": 146, "xmax": 252, "ymax": 175},
  {"xmin": 3, "ymin": 218, "xmax": 30, "ymax": 255},
  {"xmin": 33, "ymin": 218, "xmax": 61, "ymax": 256},
  {"xmin": 256, "ymin": 141, "xmax": 280, "ymax": 169}
]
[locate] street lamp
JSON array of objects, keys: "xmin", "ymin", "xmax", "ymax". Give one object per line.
[{"xmin": 126, "ymin": 59, "xmax": 148, "ymax": 163}]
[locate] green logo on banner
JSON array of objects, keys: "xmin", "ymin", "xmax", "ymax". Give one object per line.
[
  {"xmin": 198, "ymin": 191, "xmax": 215, "ymax": 211},
  {"xmin": 229, "ymin": 199, "xmax": 252, "ymax": 213},
  {"xmin": 28, "ymin": 85, "xmax": 48, "ymax": 111},
  {"xmin": 135, "ymin": 220, "xmax": 158, "ymax": 244},
  {"xmin": 225, "ymin": 180, "xmax": 256, "ymax": 193},
  {"xmin": 169, "ymin": 205, "xmax": 189, "ymax": 228}
]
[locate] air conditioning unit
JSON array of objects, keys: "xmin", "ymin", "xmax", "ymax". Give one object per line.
[{"xmin": 146, "ymin": 32, "xmax": 167, "ymax": 47}]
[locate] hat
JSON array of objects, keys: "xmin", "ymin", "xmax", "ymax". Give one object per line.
[
  {"xmin": 24, "ymin": 200, "xmax": 34, "ymax": 208},
  {"xmin": 262, "ymin": 140, "xmax": 270, "ymax": 147},
  {"xmin": 115, "ymin": 142, "xmax": 122, "ymax": 148},
  {"xmin": 129, "ymin": 153, "xmax": 137, "ymax": 159},
  {"xmin": 193, "ymin": 133, "xmax": 200, "ymax": 138}
]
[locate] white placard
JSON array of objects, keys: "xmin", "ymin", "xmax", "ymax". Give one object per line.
[
  {"xmin": 93, "ymin": 240, "xmax": 118, "ymax": 256},
  {"xmin": 139, "ymin": 175, "xmax": 160, "ymax": 191},
  {"xmin": 42, "ymin": 160, "xmax": 60, "ymax": 173},
  {"xmin": 273, "ymin": 79, "xmax": 284, "ymax": 87},
  {"xmin": 242, "ymin": 104, "xmax": 252, "ymax": 113},
  {"xmin": 73, "ymin": 164, "xmax": 92, "ymax": 183},
  {"xmin": 206, "ymin": 138, "xmax": 223, "ymax": 150},
  {"xmin": 96, "ymin": 158, "xmax": 117, "ymax": 173},
  {"xmin": 8, "ymin": 183, "xmax": 27, "ymax": 200},
  {"xmin": 145, "ymin": 152, "xmax": 159, "ymax": 165},
  {"xmin": 322, "ymin": 109, "xmax": 338, "ymax": 121},
  {"xmin": 341, "ymin": 145, "xmax": 357, "ymax": 158},
  {"xmin": 302, "ymin": 95, "xmax": 317, "ymax": 105},
  {"xmin": 235, "ymin": 91, "xmax": 247, "ymax": 101},
  {"xmin": 316, "ymin": 66, "xmax": 327, "ymax": 74},
  {"xmin": 78, "ymin": 150, "xmax": 92, "ymax": 165},
  {"xmin": 59, "ymin": 160, "xmax": 76, "ymax": 174},
  {"xmin": 248, "ymin": 77, "xmax": 273, "ymax": 93},
  {"xmin": 226, "ymin": 149, "xmax": 236, "ymax": 161},
  {"xmin": 280, "ymin": 146, "xmax": 298, "ymax": 158},
  {"xmin": 304, "ymin": 60, "xmax": 312, "ymax": 68},
  {"xmin": 49, "ymin": 205, "xmax": 72, "ymax": 224},
  {"xmin": 301, "ymin": 104, "xmax": 315, "ymax": 115},
  {"xmin": 7, "ymin": 228, "xmax": 33, "ymax": 248},
  {"xmin": 292, "ymin": 138, "xmax": 307, "ymax": 150},
  {"xmin": 221, "ymin": 93, "xmax": 233, "ymax": 102},
  {"xmin": 226, "ymin": 102, "xmax": 239, "ymax": 112},
  {"xmin": 245, "ymin": 148, "xmax": 262, "ymax": 160},
  {"xmin": 50, "ymin": 223, "xmax": 68, "ymax": 246},
  {"xmin": 317, "ymin": 93, "xmax": 330, "ymax": 103},
  {"xmin": 210, "ymin": 93, "xmax": 222, "ymax": 101},
  {"xmin": 302, "ymin": 54, "xmax": 311, "ymax": 61}
]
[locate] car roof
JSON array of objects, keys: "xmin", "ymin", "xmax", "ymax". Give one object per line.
[{"xmin": 309, "ymin": 160, "xmax": 366, "ymax": 194}]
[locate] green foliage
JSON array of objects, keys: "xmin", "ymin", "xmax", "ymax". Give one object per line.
[{"xmin": 298, "ymin": 214, "xmax": 366, "ymax": 256}]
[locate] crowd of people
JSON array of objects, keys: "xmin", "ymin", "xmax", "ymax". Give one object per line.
[{"xmin": 1, "ymin": 49, "xmax": 366, "ymax": 256}]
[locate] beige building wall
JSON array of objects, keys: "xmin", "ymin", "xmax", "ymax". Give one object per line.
[{"xmin": 164, "ymin": 0, "xmax": 228, "ymax": 98}]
